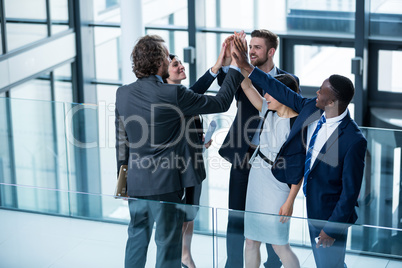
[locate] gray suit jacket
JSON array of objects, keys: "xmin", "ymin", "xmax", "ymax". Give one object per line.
[{"xmin": 115, "ymin": 68, "xmax": 243, "ymax": 196}]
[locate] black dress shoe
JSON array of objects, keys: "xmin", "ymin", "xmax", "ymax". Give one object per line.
[{"xmin": 182, "ymin": 263, "xmax": 189, "ymax": 268}]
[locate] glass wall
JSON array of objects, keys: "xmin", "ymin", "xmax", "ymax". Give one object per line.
[
  {"xmin": 1, "ymin": 96, "xmax": 402, "ymax": 260},
  {"xmin": 96, "ymin": 84, "xmax": 123, "ymax": 218},
  {"xmin": 93, "ymin": 0, "xmax": 121, "ymax": 23},
  {"xmin": 143, "ymin": 0, "xmax": 187, "ymax": 26},
  {"xmin": 1, "ymin": 1, "xmax": 402, "ymax": 264},
  {"xmin": 370, "ymin": 0, "xmax": 402, "ymax": 38},
  {"xmin": 378, "ymin": 50, "xmax": 402, "ymax": 93},
  {"xmin": 50, "ymin": 0, "xmax": 69, "ymax": 34},
  {"xmin": 0, "ymin": 20, "xmax": 3, "ymax": 54},
  {"xmin": 0, "ymin": 97, "xmax": 13, "ymax": 207},
  {"xmin": 2, "ymin": 0, "xmax": 71, "ymax": 53},
  {"xmin": 294, "ymin": 45, "xmax": 355, "ymax": 87},
  {"xmin": 54, "ymin": 63, "xmax": 73, "ymax": 103},
  {"xmin": 5, "ymin": 0, "xmax": 48, "ymax": 51},
  {"xmin": 94, "ymin": 27, "xmax": 121, "ymax": 81},
  {"xmin": 286, "ymin": 0, "xmax": 356, "ymax": 34}
]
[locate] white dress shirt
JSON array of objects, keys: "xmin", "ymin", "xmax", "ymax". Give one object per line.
[{"xmin": 306, "ymin": 109, "xmax": 348, "ymax": 168}]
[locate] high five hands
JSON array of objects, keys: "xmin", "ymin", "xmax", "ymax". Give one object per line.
[
  {"xmin": 212, "ymin": 33, "xmax": 238, "ymax": 73},
  {"xmin": 231, "ymin": 31, "xmax": 254, "ymax": 74}
]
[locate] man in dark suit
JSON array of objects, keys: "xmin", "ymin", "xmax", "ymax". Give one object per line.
[
  {"xmin": 218, "ymin": 29, "xmax": 298, "ymax": 268},
  {"xmin": 232, "ymin": 35, "xmax": 367, "ymax": 268},
  {"xmin": 115, "ymin": 35, "xmax": 244, "ymax": 268}
]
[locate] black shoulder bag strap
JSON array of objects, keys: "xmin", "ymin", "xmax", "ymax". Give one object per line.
[{"xmin": 256, "ymin": 110, "xmax": 274, "ymax": 165}]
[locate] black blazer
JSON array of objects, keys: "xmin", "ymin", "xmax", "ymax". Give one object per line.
[
  {"xmin": 115, "ymin": 68, "xmax": 243, "ymax": 196},
  {"xmin": 186, "ymin": 70, "xmax": 218, "ymax": 183},
  {"xmin": 217, "ymin": 67, "xmax": 299, "ymax": 166}
]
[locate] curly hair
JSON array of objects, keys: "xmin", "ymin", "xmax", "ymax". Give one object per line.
[
  {"xmin": 131, "ymin": 35, "xmax": 167, "ymax": 78},
  {"xmin": 251, "ymin": 29, "xmax": 278, "ymax": 50}
]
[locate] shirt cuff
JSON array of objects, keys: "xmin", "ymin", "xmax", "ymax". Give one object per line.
[
  {"xmin": 209, "ymin": 68, "xmax": 219, "ymax": 77},
  {"xmin": 222, "ymin": 65, "xmax": 230, "ymax": 73},
  {"xmin": 229, "ymin": 65, "xmax": 241, "ymax": 73}
]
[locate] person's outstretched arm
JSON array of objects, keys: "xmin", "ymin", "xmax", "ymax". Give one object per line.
[
  {"xmin": 231, "ymin": 33, "xmax": 307, "ymax": 113},
  {"xmin": 239, "ymin": 70, "xmax": 264, "ymax": 112},
  {"xmin": 191, "ymin": 41, "xmax": 228, "ymax": 94}
]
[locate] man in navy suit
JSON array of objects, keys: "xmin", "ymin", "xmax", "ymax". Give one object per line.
[
  {"xmin": 218, "ymin": 29, "xmax": 298, "ymax": 268},
  {"xmin": 232, "ymin": 35, "xmax": 367, "ymax": 268}
]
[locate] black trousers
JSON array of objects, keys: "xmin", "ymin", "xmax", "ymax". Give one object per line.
[
  {"xmin": 125, "ymin": 190, "xmax": 185, "ymax": 268},
  {"xmin": 225, "ymin": 154, "xmax": 282, "ymax": 268}
]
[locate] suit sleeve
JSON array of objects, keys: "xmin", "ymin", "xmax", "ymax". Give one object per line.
[
  {"xmin": 177, "ymin": 68, "xmax": 243, "ymax": 116},
  {"xmin": 323, "ymin": 137, "xmax": 367, "ymax": 238},
  {"xmin": 249, "ymin": 67, "xmax": 307, "ymax": 114},
  {"xmin": 190, "ymin": 69, "xmax": 216, "ymax": 94},
  {"xmin": 217, "ymin": 68, "xmax": 226, "ymax": 87},
  {"xmin": 115, "ymin": 92, "xmax": 129, "ymax": 176}
]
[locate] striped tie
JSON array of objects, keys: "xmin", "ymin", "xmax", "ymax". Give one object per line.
[{"xmin": 303, "ymin": 115, "xmax": 326, "ymax": 196}]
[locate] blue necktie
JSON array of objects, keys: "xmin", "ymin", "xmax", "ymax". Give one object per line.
[{"xmin": 303, "ymin": 115, "xmax": 326, "ymax": 196}]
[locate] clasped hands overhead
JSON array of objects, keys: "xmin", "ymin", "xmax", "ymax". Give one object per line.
[{"xmin": 223, "ymin": 30, "xmax": 255, "ymax": 75}]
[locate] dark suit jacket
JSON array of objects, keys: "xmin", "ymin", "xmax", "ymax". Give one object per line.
[
  {"xmin": 217, "ymin": 67, "xmax": 299, "ymax": 166},
  {"xmin": 185, "ymin": 70, "xmax": 218, "ymax": 183},
  {"xmin": 115, "ymin": 68, "xmax": 243, "ymax": 197},
  {"xmin": 249, "ymin": 67, "xmax": 367, "ymax": 238}
]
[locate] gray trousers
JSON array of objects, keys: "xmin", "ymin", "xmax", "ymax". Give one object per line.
[{"xmin": 125, "ymin": 190, "xmax": 185, "ymax": 268}]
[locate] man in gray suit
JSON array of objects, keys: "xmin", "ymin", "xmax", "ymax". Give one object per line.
[{"xmin": 115, "ymin": 35, "xmax": 243, "ymax": 268}]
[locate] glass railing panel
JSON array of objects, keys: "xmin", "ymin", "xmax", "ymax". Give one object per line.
[
  {"xmin": 64, "ymin": 102, "xmax": 102, "ymax": 218},
  {"xmin": 0, "ymin": 97, "xmax": 70, "ymax": 213},
  {"xmin": 216, "ymin": 207, "xmax": 402, "ymax": 267},
  {"xmin": 359, "ymin": 127, "xmax": 402, "ymax": 230},
  {"xmin": 2, "ymin": 97, "xmax": 402, "ymax": 264},
  {"xmin": 0, "ymin": 183, "xmax": 215, "ymax": 268}
]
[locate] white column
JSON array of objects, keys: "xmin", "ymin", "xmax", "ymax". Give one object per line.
[{"xmin": 120, "ymin": 0, "xmax": 144, "ymax": 85}]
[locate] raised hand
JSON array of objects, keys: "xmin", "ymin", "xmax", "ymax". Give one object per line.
[
  {"xmin": 231, "ymin": 32, "xmax": 254, "ymax": 74},
  {"xmin": 223, "ymin": 35, "xmax": 234, "ymax": 66},
  {"xmin": 211, "ymin": 42, "xmax": 228, "ymax": 74}
]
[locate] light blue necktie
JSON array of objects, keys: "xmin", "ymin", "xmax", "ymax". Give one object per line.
[{"xmin": 303, "ymin": 115, "xmax": 326, "ymax": 196}]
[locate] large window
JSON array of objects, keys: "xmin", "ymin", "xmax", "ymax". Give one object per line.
[
  {"xmin": 286, "ymin": 0, "xmax": 356, "ymax": 34},
  {"xmin": 1, "ymin": 0, "xmax": 402, "ymax": 246},
  {"xmin": 94, "ymin": 27, "xmax": 121, "ymax": 81},
  {"xmin": 2, "ymin": 0, "xmax": 71, "ymax": 52},
  {"xmin": 378, "ymin": 50, "xmax": 402, "ymax": 93},
  {"xmin": 143, "ymin": 0, "xmax": 187, "ymax": 26},
  {"xmin": 370, "ymin": 0, "xmax": 402, "ymax": 38},
  {"xmin": 54, "ymin": 63, "xmax": 73, "ymax": 103},
  {"xmin": 294, "ymin": 45, "xmax": 355, "ymax": 87},
  {"xmin": 0, "ymin": 20, "xmax": 3, "ymax": 54},
  {"xmin": 5, "ymin": 0, "xmax": 48, "ymax": 51},
  {"xmin": 50, "ymin": 0, "xmax": 69, "ymax": 34},
  {"xmin": 93, "ymin": 0, "xmax": 121, "ymax": 23}
]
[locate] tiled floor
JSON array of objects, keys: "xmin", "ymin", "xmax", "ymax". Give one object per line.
[{"xmin": 0, "ymin": 209, "xmax": 401, "ymax": 268}]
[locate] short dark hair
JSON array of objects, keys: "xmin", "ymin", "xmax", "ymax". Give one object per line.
[
  {"xmin": 328, "ymin": 74, "xmax": 354, "ymax": 106},
  {"xmin": 169, "ymin": 54, "xmax": 177, "ymax": 61},
  {"xmin": 275, "ymin": 74, "xmax": 299, "ymax": 94},
  {"xmin": 131, "ymin": 35, "xmax": 166, "ymax": 78},
  {"xmin": 251, "ymin": 29, "xmax": 278, "ymax": 50}
]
